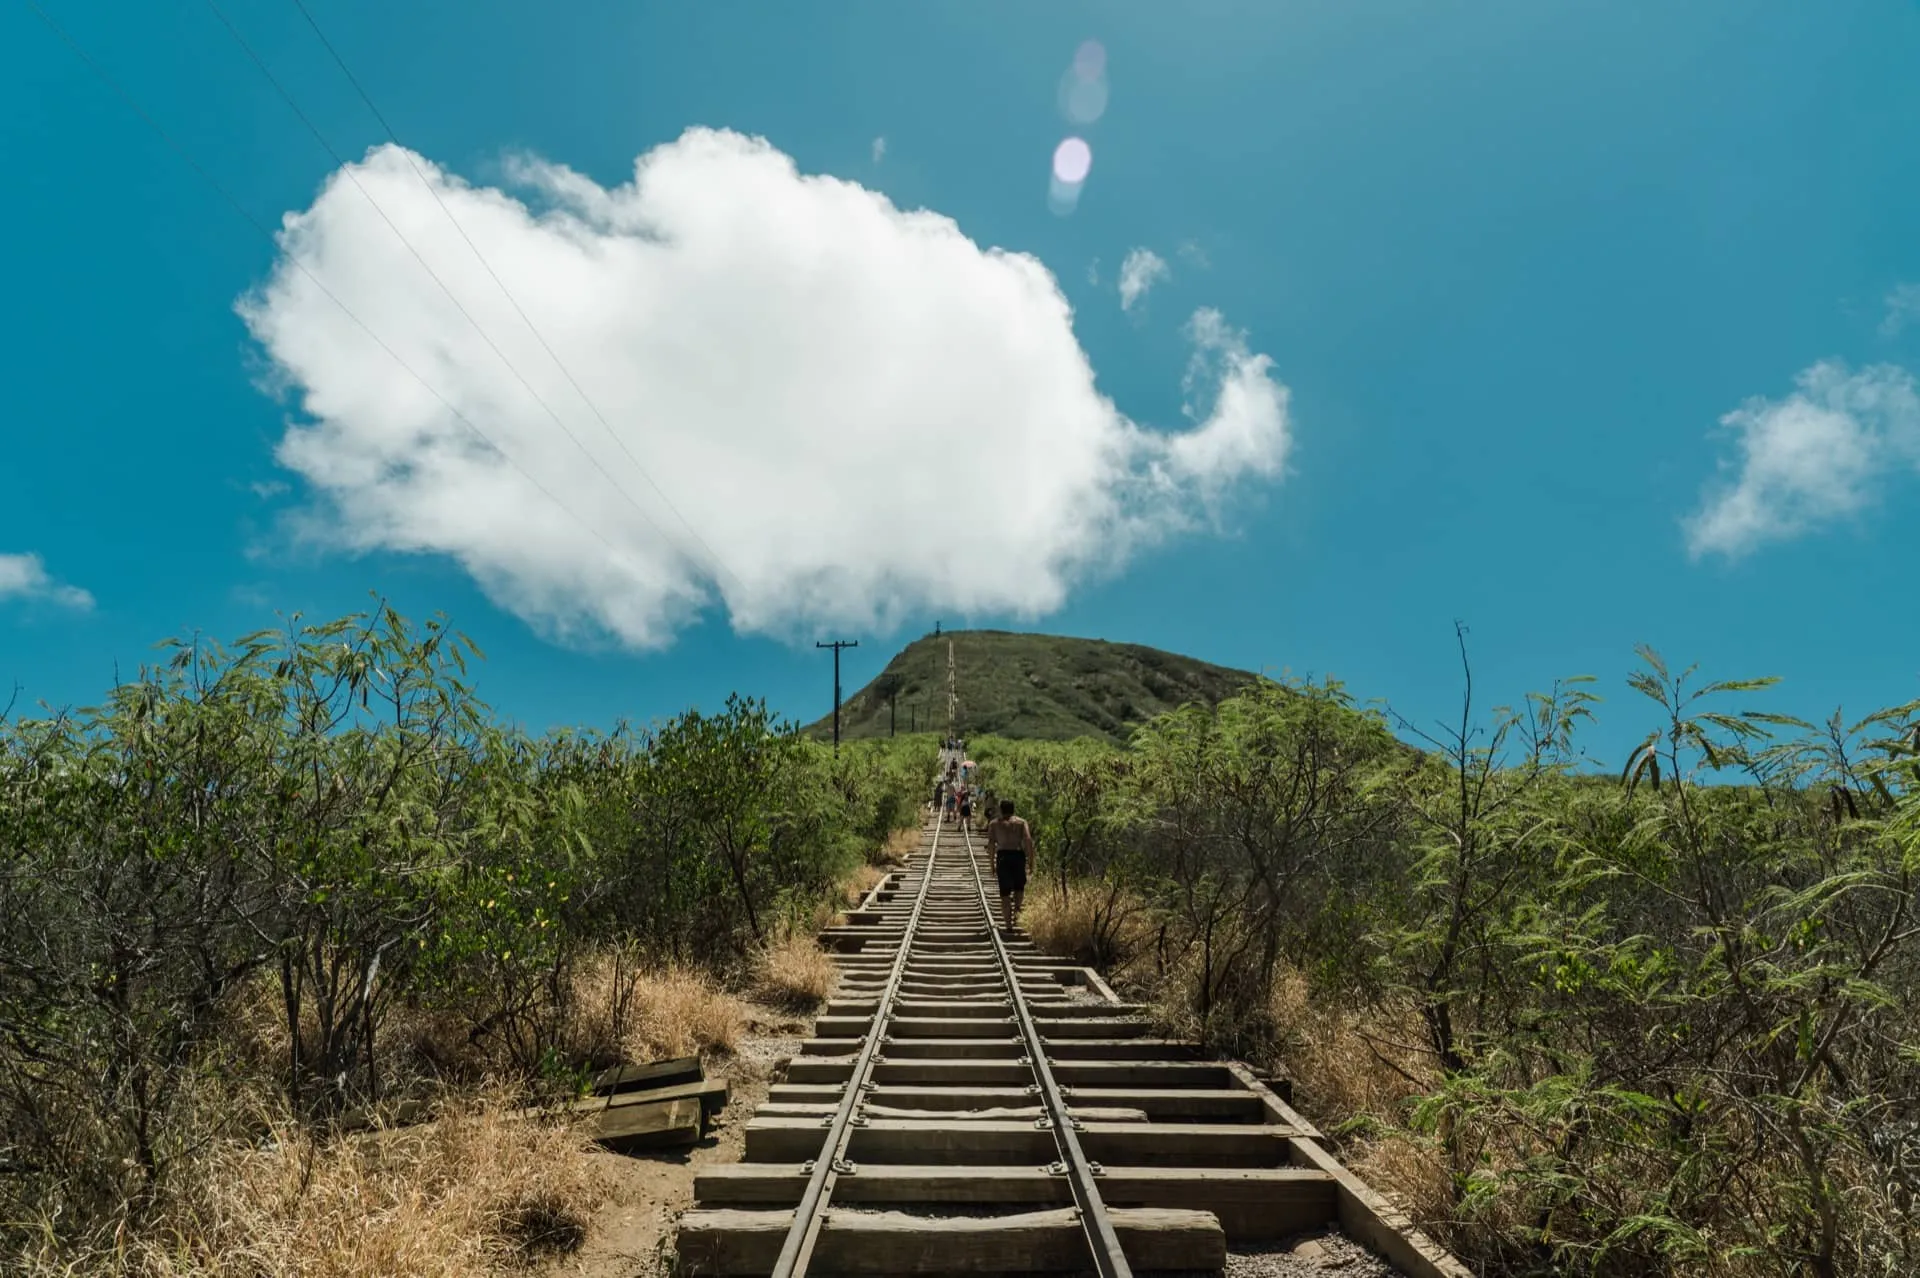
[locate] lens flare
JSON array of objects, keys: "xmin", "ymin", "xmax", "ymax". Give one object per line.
[
  {"xmin": 1047, "ymin": 174, "xmax": 1083, "ymax": 216},
  {"xmin": 1073, "ymin": 40, "xmax": 1106, "ymax": 81},
  {"xmin": 1052, "ymin": 137, "xmax": 1092, "ymax": 185},
  {"xmin": 1062, "ymin": 75, "xmax": 1108, "ymax": 125},
  {"xmin": 1060, "ymin": 38, "xmax": 1110, "ymax": 125}
]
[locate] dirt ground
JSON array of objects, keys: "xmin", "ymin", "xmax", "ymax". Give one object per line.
[
  {"xmin": 534, "ymin": 936, "xmax": 1407, "ymax": 1278},
  {"xmin": 537, "ymin": 1002, "xmax": 812, "ymax": 1278}
]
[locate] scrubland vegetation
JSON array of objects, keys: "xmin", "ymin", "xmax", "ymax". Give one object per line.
[
  {"xmin": 10, "ymin": 602, "xmax": 1914, "ymax": 1278},
  {"xmin": 0, "ymin": 605, "xmax": 926, "ymax": 1276},
  {"xmin": 978, "ymin": 643, "xmax": 1920, "ymax": 1278}
]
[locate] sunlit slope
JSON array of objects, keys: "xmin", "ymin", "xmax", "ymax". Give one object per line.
[{"xmin": 806, "ymin": 629, "xmax": 1261, "ymax": 744}]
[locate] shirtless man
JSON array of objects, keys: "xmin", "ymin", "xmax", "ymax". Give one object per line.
[{"xmin": 985, "ymin": 799, "xmax": 1035, "ymax": 933}]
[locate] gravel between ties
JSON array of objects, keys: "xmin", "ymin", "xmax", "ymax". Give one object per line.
[{"xmin": 1225, "ymin": 1232, "xmax": 1404, "ymax": 1278}]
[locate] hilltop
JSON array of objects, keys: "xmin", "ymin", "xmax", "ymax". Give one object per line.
[{"xmin": 805, "ymin": 629, "xmax": 1262, "ymax": 745}]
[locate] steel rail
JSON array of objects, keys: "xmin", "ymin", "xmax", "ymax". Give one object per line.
[
  {"xmin": 960, "ymin": 821, "xmax": 1136, "ymax": 1278},
  {"xmin": 768, "ymin": 806, "xmax": 946, "ymax": 1278}
]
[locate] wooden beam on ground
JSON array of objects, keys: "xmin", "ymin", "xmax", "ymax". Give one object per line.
[
  {"xmin": 607, "ymin": 1074, "xmax": 729, "ymax": 1118},
  {"xmin": 783, "ymin": 1056, "xmax": 1234, "ymax": 1087},
  {"xmin": 754, "ymin": 1101, "xmax": 1151, "ymax": 1123},
  {"xmin": 1222, "ymin": 1058, "xmax": 1320, "ymax": 1139},
  {"xmin": 672, "ymin": 1205, "xmax": 1224, "ymax": 1274},
  {"xmin": 767, "ymin": 1083, "xmax": 1265, "ymax": 1121},
  {"xmin": 1288, "ymin": 1136, "xmax": 1475, "ymax": 1278},
  {"xmin": 593, "ymin": 1096, "xmax": 703, "ymax": 1153},
  {"xmin": 693, "ymin": 1163, "xmax": 1339, "ymax": 1241},
  {"xmin": 744, "ymin": 1116, "xmax": 1297, "ymax": 1165},
  {"xmin": 592, "ymin": 1056, "xmax": 702, "ymax": 1096}
]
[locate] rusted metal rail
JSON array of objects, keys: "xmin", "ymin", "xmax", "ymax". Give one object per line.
[
  {"xmin": 957, "ymin": 817, "xmax": 1133, "ymax": 1278},
  {"xmin": 674, "ymin": 766, "xmax": 1473, "ymax": 1277},
  {"xmin": 765, "ymin": 805, "xmax": 945, "ymax": 1278}
]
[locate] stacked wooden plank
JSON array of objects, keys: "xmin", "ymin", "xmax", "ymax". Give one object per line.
[
  {"xmin": 330, "ymin": 1054, "xmax": 727, "ymax": 1154},
  {"xmin": 577, "ymin": 1055, "xmax": 730, "ymax": 1153}
]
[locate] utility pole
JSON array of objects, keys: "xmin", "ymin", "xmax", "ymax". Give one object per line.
[
  {"xmin": 816, "ymin": 640, "xmax": 858, "ymax": 754},
  {"xmin": 946, "ymin": 639, "xmax": 958, "ymax": 741}
]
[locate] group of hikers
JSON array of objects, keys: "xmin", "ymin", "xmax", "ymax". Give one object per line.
[{"xmin": 931, "ymin": 751, "xmax": 1034, "ymax": 933}]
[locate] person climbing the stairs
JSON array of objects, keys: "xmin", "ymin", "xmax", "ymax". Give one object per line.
[{"xmin": 985, "ymin": 798, "xmax": 1035, "ymax": 933}]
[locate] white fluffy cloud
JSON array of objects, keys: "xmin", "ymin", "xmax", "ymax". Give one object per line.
[
  {"xmin": 0, "ymin": 553, "xmax": 93, "ymax": 611},
  {"xmin": 239, "ymin": 128, "xmax": 1290, "ymax": 647},
  {"xmin": 1684, "ymin": 361, "xmax": 1920, "ymax": 559},
  {"xmin": 1117, "ymin": 247, "xmax": 1170, "ymax": 313}
]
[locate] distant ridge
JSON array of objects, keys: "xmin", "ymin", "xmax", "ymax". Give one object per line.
[{"xmin": 805, "ymin": 629, "xmax": 1261, "ymax": 745}]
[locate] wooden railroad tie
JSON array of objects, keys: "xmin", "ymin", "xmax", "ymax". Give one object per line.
[{"xmin": 673, "ymin": 805, "xmax": 1471, "ymax": 1277}]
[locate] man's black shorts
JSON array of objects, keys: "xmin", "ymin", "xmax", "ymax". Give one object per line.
[{"xmin": 995, "ymin": 849, "xmax": 1027, "ymax": 895}]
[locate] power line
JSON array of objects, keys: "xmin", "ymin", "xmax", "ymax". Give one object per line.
[
  {"xmin": 199, "ymin": 0, "xmax": 705, "ymax": 579},
  {"xmin": 282, "ymin": 0, "xmax": 744, "ymax": 596},
  {"xmin": 24, "ymin": 0, "xmax": 665, "ymax": 601}
]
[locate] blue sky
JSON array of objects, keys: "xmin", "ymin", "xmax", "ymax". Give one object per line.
[{"xmin": 6, "ymin": 0, "xmax": 1920, "ymax": 766}]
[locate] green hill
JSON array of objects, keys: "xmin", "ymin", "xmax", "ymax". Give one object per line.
[{"xmin": 805, "ymin": 629, "xmax": 1262, "ymax": 745}]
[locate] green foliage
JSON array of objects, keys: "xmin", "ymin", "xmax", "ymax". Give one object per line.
[
  {"xmin": 0, "ymin": 606, "xmax": 929, "ymax": 1261},
  {"xmin": 973, "ymin": 653, "xmax": 1920, "ymax": 1278}
]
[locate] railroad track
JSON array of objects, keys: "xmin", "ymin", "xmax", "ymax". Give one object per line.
[{"xmin": 675, "ymin": 804, "xmax": 1470, "ymax": 1277}]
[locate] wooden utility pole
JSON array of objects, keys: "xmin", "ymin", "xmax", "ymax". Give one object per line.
[
  {"xmin": 816, "ymin": 639, "xmax": 859, "ymax": 754},
  {"xmin": 871, "ymin": 674, "xmax": 904, "ymax": 739},
  {"xmin": 946, "ymin": 638, "xmax": 958, "ymax": 740}
]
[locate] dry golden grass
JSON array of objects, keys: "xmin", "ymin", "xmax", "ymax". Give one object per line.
[
  {"xmin": 567, "ymin": 951, "xmax": 745, "ymax": 1063},
  {"xmin": 14, "ymin": 951, "xmax": 750, "ymax": 1277},
  {"xmin": 1020, "ymin": 881, "xmax": 1151, "ymax": 967},
  {"xmin": 755, "ymin": 933, "xmax": 838, "ymax": 1009},
  {"xmin": 876, "ymin": 826, "xmax": 919, "ymax": 864},
  {"xmin": 1257, "ymin": 965, "xmax": 1498, "ymax": 1248},
  {"xmin": 24, "ymin": 1100, "xmax": 601, "ymax": 1278},
  {"xmin": 1349, "ymin": 1130, "xmax": 1457, "ymax": 1229},
  {"xmin": 626, "ymin": 965, "xmax": 745, "ymax": 1060},
  {"xmin": 1265, "ymin": 966, "xmax": 1436, "ymax": 1121},
  {"xmin": 843, "ymin": 863, "xmax": 888, "ymax": 906}
]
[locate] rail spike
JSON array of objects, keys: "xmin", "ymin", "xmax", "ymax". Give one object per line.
[{"xmin": 689, "ymin": 772, "xmax": 1468, "ymax": 1278}]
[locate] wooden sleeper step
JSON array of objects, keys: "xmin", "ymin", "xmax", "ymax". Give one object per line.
[
  {"xmin": 743, "ymin": 1116, "xmax": 1298, "ymax": 1165},
  {"xmin": 673, "ymin": 1205, "xmax": 1225, "ymax": 1274},
  {"xmin": 692, "ymin": 1163, "xmax": 1340, "ymax": 1242}
]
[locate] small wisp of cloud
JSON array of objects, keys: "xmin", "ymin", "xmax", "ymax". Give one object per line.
[
  {"xmin": 0, "ymin": 553, "xmax": 94, "ymax": 612},
  {"xmin": 1170, "ymin": 308, "xmax": 1292, "ymax": 510},
  {"xmin": 1118, "ymin": 247, "xmax": 1170, "ymax": 313},
  {"xmin": 870, "ymin": 136, "xmax": 886, "ymax": 165},
  {"xmin": 1882, "ymin": 283, "xmax": 1920, "ymax": 337},
  {"xmin": 1683, "ymin": 361, "xmax": 1920, "ymax": 560}
]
